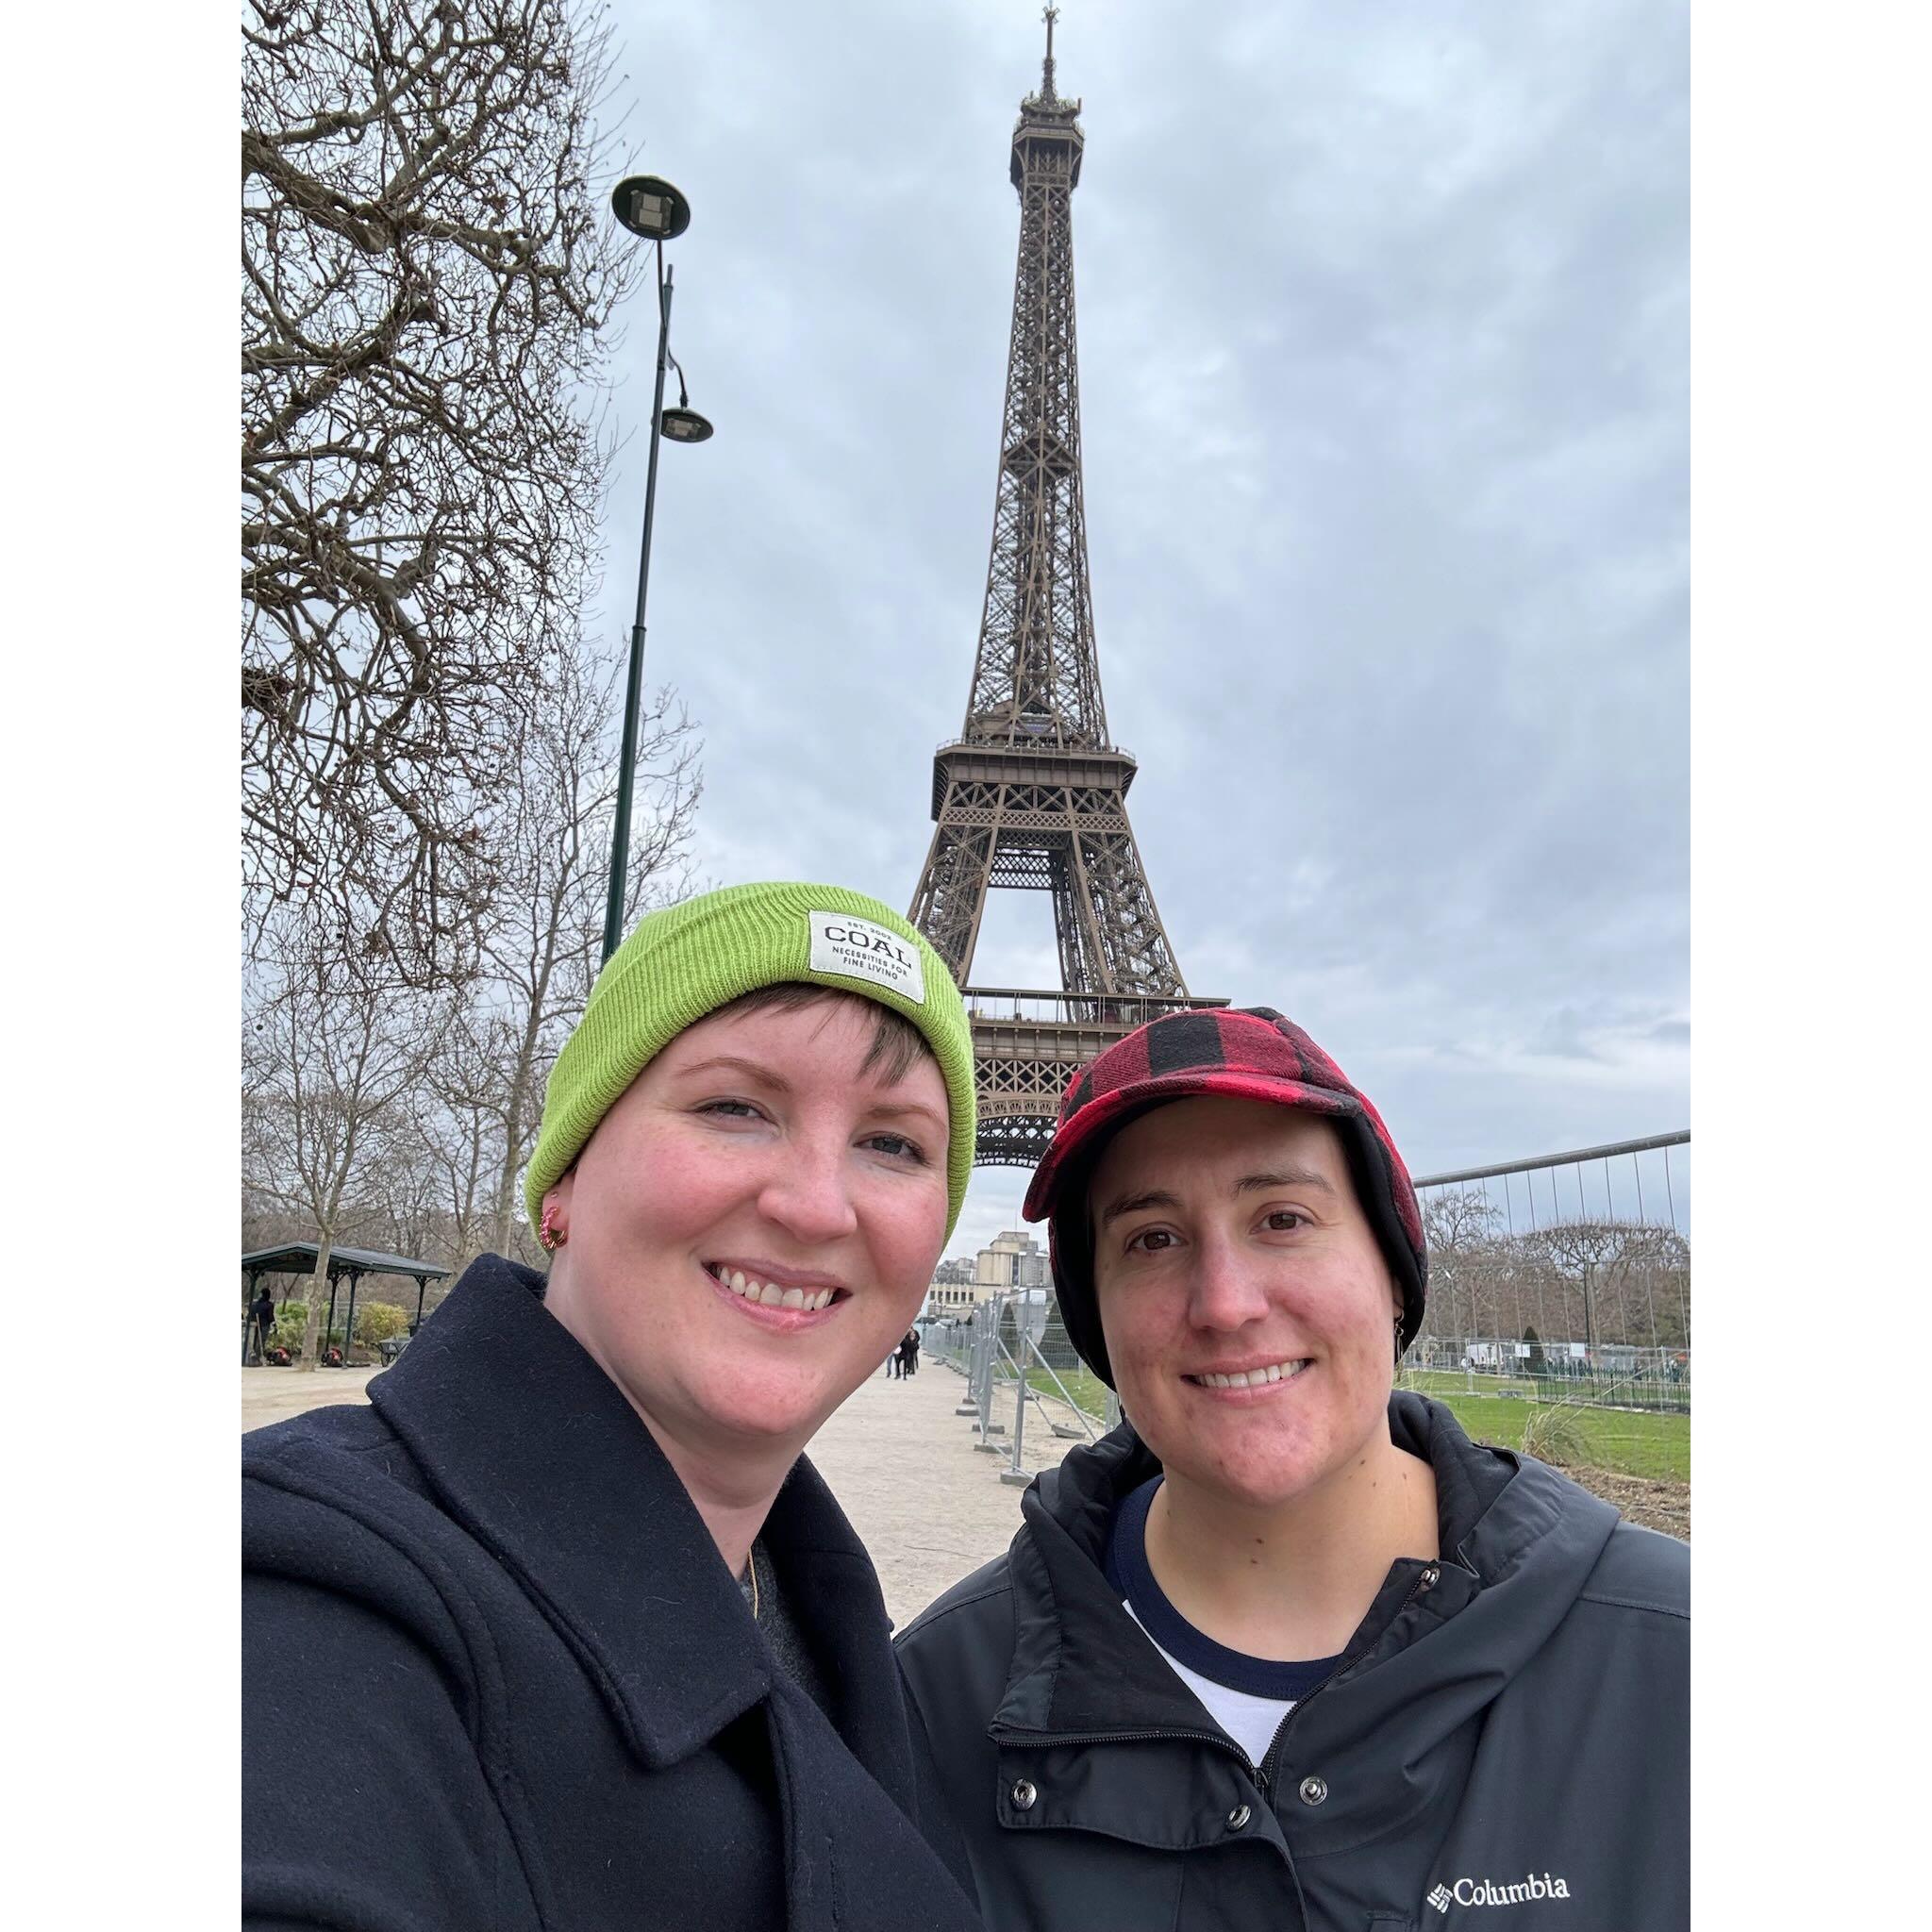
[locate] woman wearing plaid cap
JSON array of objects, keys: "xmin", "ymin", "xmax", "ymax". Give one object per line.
[{"xmin": 897, "ymin": 1006, "xmax": 1689, "ymax": 1932}]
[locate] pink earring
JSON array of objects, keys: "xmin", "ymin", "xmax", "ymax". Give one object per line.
[{"xmin": 539, "ymin": 1201, "xmax": 568, "ymax": 1252}]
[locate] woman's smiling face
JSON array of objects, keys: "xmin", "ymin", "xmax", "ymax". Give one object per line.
[
  {"xmin": 542, "ymin": 992, "xmax": 951, "ymax": 1463},
  {"xmin": 1091, "ymin": 1095, "xmax": 1403, "ymax": 1512}
]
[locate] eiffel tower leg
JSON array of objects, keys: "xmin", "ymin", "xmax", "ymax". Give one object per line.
[
  {"xmin": 1050, "ymin": 835, "xmax": 1111, "ymax": 1013},
  {"xmin": 1074, "ymin": 824, "xmax": 1187, "ymax": 997},
  {"xmin": 908, "ymin": 807, "xmax": 997, "ymax": 988}
]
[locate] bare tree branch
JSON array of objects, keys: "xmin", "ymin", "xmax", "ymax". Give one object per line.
[
  {"xmin": 242, "ymin": 636, "xmax": 703, "ymax": 1300},
  {"xmin": 243, "ymin": 909, "xmax": 452, "ymax": 1367},
  {"xmin": 242, "ymin": 0, "xmax": 636, "ymax": 984}
]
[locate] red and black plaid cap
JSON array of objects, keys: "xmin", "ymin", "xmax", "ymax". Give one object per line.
[{"xmin": 1022, "ymin": 1007, "xmax": 1428, "ymax": 1388}]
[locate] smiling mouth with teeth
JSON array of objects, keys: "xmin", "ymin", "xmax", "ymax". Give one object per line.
[
  {"xmin": 702, "ymin": 1263, "xmax": 842, "ymax": 1314},
  {"xmin": 1184, "ymin": 1360, "xmax": 1309, "ymax": 1390}
]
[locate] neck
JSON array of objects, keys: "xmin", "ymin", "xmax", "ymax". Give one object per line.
[
  {"xmin": 1144, "ymin": 1430, "xmax": 1438, "ymax": 1661},
  {"xmin": 541, "ymin": 1269, "xmax": 793, "ymax": 1579}
]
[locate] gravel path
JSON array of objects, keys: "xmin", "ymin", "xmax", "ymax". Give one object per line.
[
  {"xmin": 242, "ymin": 1355, "xmax": 1094, "ymax": 1630},
  {"xmin": 804, "ymin": 1357, "xmax": 1089, "ymax": 1628}
]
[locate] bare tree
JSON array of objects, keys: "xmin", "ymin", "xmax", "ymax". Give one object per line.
[
  {"xmin": 243, "ymin": 920, "xmax": 450, "ymax": 1369},
  {"xmin": 242, "ymin": 0, "xmax": 635, "ymax": 980},
  {"xmin": 1419, "ymin": 1188, "xmax": 1506, "ymax": 1346},
  {"xmin": 241, "ymin": 642, "xmax": 699, "ymax": 1310},
  {"xmin": 335, "ymin": 646, "xmax": 699, "ymax": 1286},
  {"xmin": 355, "ymin": 1111, "xmax": 450, "ymax": 1268},
  {"xmin": 469, "ymin": 647, "xmax": 699, "ymax": 1257},
  {"xmin": 1523, "ymin": 1220, "xmax": 1691, "ymax": 1351},
  {"xmin": 404, "ymin": 996, "xmax": 516, "ymax": 1273}
]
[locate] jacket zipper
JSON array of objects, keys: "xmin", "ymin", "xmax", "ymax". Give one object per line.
[
  {"xmin": 1256, "ymin": 1562, "xmax": 1441, "ymax": 1793},
  {"xmin": 992, "ymin": 1566, "xmax": 1446, "ymax": 1792}
]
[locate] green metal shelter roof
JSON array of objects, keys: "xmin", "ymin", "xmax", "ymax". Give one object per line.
[{"xmin": 241, "ymin": 1242, "xmax": 450, "ymax": 1282}]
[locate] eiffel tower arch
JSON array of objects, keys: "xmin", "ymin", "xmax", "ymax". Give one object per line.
[{"xmin": 909, "ymin": 11, "xmax": 1226, "ymax": 1170}]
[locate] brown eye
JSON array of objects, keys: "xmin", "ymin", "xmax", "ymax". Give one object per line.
[
  {"xmin": 1125, "ymin": 1228, "xmax": 1175, "ymax": 1255},
  {"xmin": 1265, "ymin": 1210, "xmax": 1307, "ymax": 1231}
]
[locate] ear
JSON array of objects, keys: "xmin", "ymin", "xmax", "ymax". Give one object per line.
[{"xmin": 544, "ymin": 1166, "xmax": 578, "ymax": 1240}]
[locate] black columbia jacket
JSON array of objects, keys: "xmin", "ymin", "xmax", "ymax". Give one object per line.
[
  {"xmin": 897, "ymin": 1393, "xmax": 1688, "ymax": 1932},
  {"xmin": 243, "ymin": 1256, "xmax": 981, "ymax": 1932}
]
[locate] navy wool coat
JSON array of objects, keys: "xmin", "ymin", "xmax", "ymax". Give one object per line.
[{"xmin": 243, "ymin": 1256, "xmax": 981, "ymax": 1932}]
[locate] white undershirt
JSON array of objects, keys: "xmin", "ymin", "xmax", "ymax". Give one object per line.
[{"xmin": 1123, "ymin": 1599, "xmax": 1297, "ymax": 1767}]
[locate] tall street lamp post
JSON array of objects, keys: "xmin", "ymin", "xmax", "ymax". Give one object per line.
[{"xmin": 602, "ymin": 174, "xmax": 714, "ymax": 965}]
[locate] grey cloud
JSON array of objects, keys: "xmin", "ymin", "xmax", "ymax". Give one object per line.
[{"xmin": 595, "ymin": 0, "xmax": 1687, "ymax": 1248}]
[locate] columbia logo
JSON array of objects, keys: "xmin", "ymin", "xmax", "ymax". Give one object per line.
[{"xmin": 1430, "ymin": 1874, "xmax": 1573, "ymax": 1909}]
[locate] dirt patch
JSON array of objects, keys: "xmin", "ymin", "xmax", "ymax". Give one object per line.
[{"xmin": 1564, "ymin": 1464, "xmax": 1690, "ymax": 1541}]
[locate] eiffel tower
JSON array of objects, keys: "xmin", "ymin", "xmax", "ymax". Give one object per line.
[{"xmin": 909, "ymin": 9, "xmax": 1226, "ymax": 1168}]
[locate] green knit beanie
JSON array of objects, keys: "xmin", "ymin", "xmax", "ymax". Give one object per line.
[{"xmin": 525, "ymin": 883, "xmax": 976, "ymax": 1240}]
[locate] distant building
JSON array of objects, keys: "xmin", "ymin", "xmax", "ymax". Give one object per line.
[
  {"xmin": 926, "ymin": 1228, "xmax": 1049, "ymax": 1315},
  {"xmin": 925, "ymin": 1280, "xmax": 983, "ymax": 1314},
  {"xmin": 975, "ymin": 1229, "xmax": 1045, "ymax": 1287}
]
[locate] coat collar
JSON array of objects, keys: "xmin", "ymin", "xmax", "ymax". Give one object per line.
[
  {"xmin": 369, "ymin": 1255, "xmax": 899, "ymax": 1778},
  {"xmin": 987, "ymin": 1393, "xmax": 1623, "ymax": 1854},
  {"xmin": 992, "ymin": 1393, "xmax": 1577, "ymax": 1739}
]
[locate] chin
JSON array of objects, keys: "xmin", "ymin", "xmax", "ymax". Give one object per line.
[
  {"xmin": 1141, "ymin": 1411, "xmax": 1340, "ymax": 1507},
  {"xmin": 697, "ymin": 1366, "xmax": 848, "ymax": 1444},
  {"xmin": 1177, "ymin": 1452, "xmax": 1327, "ymax": 1512}
]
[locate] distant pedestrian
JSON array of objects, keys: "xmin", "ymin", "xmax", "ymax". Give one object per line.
[
  {"xmin": 900, "ymin": 1328, "xmax": 921, "ymax": 1376},
  {"xmin": 250, "ymin": 1287, "xmax": 275, "ymax": 1363}
]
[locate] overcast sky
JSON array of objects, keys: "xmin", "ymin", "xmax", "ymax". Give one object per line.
[{"xmin": 590, "ymin": 0, "xmax": 1689, "ymax": 1260}]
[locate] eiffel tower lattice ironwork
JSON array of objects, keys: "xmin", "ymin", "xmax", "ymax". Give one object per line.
[{"xmin": 908, "ymin": 10, "xmax": 1226, "ymax": 1169}]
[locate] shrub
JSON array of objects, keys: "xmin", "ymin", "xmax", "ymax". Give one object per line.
[
  {"xmin": 355, "ymin": 1302, "xmax": 411, "ymax": 1348},
  {"xmin": 272, "ymin": 1302, "xmax": 308, "ymax": 1352}
]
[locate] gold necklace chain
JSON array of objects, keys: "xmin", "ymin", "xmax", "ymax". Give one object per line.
[{"xmin": 745, "ymin": 1545, "xmax": 760, "ymax": 1621}]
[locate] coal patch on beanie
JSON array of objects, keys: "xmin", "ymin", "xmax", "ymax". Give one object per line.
[{"xmin": 1026, "ymin": 1007, "xmax": 1429, "ymax": 1390}]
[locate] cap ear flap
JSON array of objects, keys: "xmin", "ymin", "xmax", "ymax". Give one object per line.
[{"xmin": 1046, "ymin": 1197, "xmax": 1115, "ymax": 1390}]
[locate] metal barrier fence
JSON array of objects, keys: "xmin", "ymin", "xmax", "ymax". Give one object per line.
[
  {"xmin": 919, "ymin": 1129, "xmax": 1690, "ymax": 1490},
  {"xmin": 1408, "ymin": 1130, "xmax": 1690, "ymax": 1414},
  {"xmin": 921, "ymin": 1291, "xmax": 1120, "ymax": 1488}
]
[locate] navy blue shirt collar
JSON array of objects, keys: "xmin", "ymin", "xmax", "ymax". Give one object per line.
[{"xmin": 1103, "ymin": 1475, "xmax": 1344, "ymax": 1701}]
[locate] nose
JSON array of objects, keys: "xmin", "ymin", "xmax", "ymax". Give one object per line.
[
  {"xmin": 1185, "ymin": 1229, "xmax": 1273, "ymax": 1333},
  {"xmin": 756, "ymin": 1135, "xmax": 859, "ymax": 1247}
]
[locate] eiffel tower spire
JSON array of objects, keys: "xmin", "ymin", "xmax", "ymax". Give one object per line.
[{"xmin": 909, "ymin": 20, "xmax": 1225, "ymax": 1169}]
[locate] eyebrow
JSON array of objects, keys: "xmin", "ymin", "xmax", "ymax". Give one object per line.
[
  {"xmin": 1097, "ymin": 1166, "xmax": 1338, "ymax": 1229},
  {"xmin": 671, "ymin": 1057, "xmax": 948, "ymax": 1134},
  {"xmin": 863, "ymin": 1098, "xmax": 950, "ymax": 1133},
  {"xmin": 674, "ymin": 1055, "xmax": 792, "ymax": 1091}
]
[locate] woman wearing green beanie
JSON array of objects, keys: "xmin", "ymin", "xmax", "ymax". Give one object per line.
[{"xmin": 244, "ymin": 884, "xmax": 985, "ymax": 1932}]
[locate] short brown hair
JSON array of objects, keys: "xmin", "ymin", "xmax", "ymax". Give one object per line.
[{"xmin": 707, "ymin": 982, "xmax": 936, "ymax": 1087}]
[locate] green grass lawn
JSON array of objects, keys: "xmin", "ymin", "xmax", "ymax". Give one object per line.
[
  {"xmin": 1024, "ymin": 1366, "xmax": 1690, "ymax": 1485},
  {"xmin": 1427, "ymin": 1392, "xmax": 1690, "ymax": 1483},
  {"xmin": 1025, "ymin": 1364, "xmax": 1113, "ymax": 1420}
]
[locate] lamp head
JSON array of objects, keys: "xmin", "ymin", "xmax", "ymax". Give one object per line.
[
  {"xmin": 658, "ymin": 407, "xmax": 714, "ymax": 444},
  {"xmin": 611, "ymin": 174, "xmax": 691, "ymax": 241}
]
